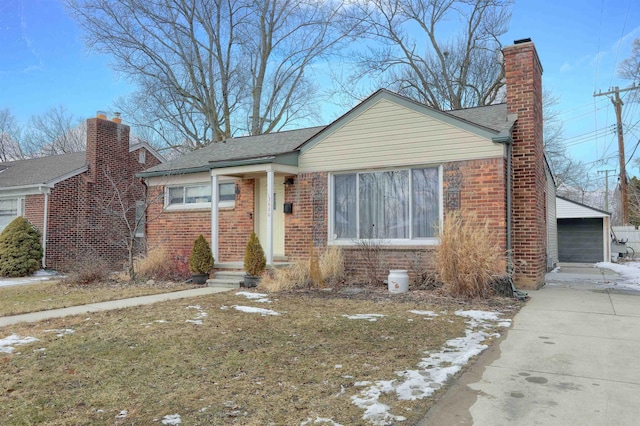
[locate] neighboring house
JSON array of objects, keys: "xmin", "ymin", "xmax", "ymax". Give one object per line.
[
  {"xmin": 0, "ymin": 113, "xmax": 164, "ymax": 271},
  {"xmin": 556, "ymin": 196, "xmax": 611, "ymax": 263},
  {"xmin": 140, "ymin": 39, "xmax": 552, "ymax": 290}
]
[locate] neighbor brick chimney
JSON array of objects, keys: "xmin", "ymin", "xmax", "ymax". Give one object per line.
[
  {"xmin": 504, "ymin": 39, "xmax": 547, "ymax": 289},
  {"xmin": 85, "ymin": 112, "xmax": 131, "ymax": 182}
]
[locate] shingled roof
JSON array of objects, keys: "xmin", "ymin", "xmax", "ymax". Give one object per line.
[
  {"xmin": 0, "ymin": 152, "xmax": 87, "ymax": 189},
  {"xmin": 140, "ymin": 91, "xmax": 514, "ymax": 177}
]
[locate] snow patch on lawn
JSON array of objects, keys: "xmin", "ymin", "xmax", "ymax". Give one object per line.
[
  {"xmin": 342, "ymin": 314, "xmax": 385, "ymax": 322},
  {"xmin": 351, "ymin": 310, "xmax": 511, "ymax": 425},
  {"xmin": 236, "ymin": 291, "xmax": 272, "ymax": 303},
  {"xmin": 301, "ymin": 417, "xmax": 344, "ymax": 425},
  {"xmin": 186, "ymin": 305, "xmax": 208, "ymax": 325},
  {"xmin": 0, "ymin": 334, "xmax": 38, "ymax": 353},
  {"xmin": 596, "ymin": 262, "xmax": 640, "ymax": 290},
  {"xmin": 408, "ymin": 310, "xmax": 439, "ymax": 317},
  {"xmin": 44, "ymin": 329, "xmax": 75, "ymax": 337},
  {"xmin": 161, "ymin": 413, "xmax": 182, "ymax": 425},
  {"xmin": 232, "ymin": 305, "xmax": 281, "ymax": 316}
]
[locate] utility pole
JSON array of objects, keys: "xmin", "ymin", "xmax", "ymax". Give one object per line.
[
  {"xmin": 594, "ymin": 84, "xmax": 639, "ymax": 224},
  {"xmin": 598, "ymin": 169, "xmax": 616, "ymax": 212}
]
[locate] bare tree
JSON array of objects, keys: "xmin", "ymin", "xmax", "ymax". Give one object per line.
[
  {"xmin": 0, "ymin": 108, "xmax": 25, "ymax": 162},
  {"xmin": 619, "ymin": 38, "xmax": 640, "ymax": 83},
  {"xmin": 349, "ymin": 0, "xmax": 512, "ymax": 110},
  {"xmin": 23, "ymin": 106, "xmax": 86, "ymax": 156},
  {"xmin": 99, "ymin": 168, "xmax": 165, "ymax": 281},
  {"xmin": 66, "ymin": 0, "xmax": 359, "ymax": 150}
]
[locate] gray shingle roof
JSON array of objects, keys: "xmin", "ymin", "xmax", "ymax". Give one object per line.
[
  {"xmin": 447, "ymin": 103, "xmax": 510, "ymax": 133},
  {"xmin": 0, "ymin": 152, "xmax": 87, "ymax": 189},
  {"xmin": 141, "ymin": 94, "xmax": 513, "ymax": 177},
  {"xmin": 142, "ymin": 126, "xmax": 325, "ymax": 175}
]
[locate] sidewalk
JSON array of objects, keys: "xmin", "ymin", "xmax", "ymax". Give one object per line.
[
  {"xmin": 0, "ymin": 286, "xmax": 231, "ymax": 327},
  {"xmin": 420, "ymin": 268, "xmax": 640, "ymax": 425}
]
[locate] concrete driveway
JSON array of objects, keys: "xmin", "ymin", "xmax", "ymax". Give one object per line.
[{"xmin": 420, "ymin": 264, "xmax": 640, "ymax": 426}]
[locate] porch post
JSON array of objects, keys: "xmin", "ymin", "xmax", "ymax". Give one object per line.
[
  {"xmin": 211, "ymin": 173, "xmax": 219, "ymax": 262},
  {"xmin": 266, "ymin": 170, "xmax": 274, "ymax": 265}
]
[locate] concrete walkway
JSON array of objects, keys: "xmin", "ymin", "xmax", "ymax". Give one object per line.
[
  {"xmin": 421, "ymin": 266, "xmax": 640, "ymax": 425},
  {"xmin": 0, "ymin": 286, "xmax": 231, "ymax": 327}
]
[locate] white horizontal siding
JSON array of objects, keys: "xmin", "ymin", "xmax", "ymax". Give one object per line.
[
  {"xmin": 299, "ymin": 99, "xmax": 504, "ymax": 172},
  {"xmin": 546, "ymin": 168, "xmax": 558, "ymax": 267},
  {"xmin": 556, "ymin": 197, "xmax": 608, "ymax": 219}
]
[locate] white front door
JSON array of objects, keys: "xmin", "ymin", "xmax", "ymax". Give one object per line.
[{"xmin": 256, "ymin": 176, "xmax": 285, "ymax": 257}]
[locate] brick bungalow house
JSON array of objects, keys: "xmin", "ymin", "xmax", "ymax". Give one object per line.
[
  {"xmin": 0, "ymin": 113, "xmax": 164, "ymax": 271},
  {"xmin": 140, "ymin": 39, "xmax": 554, "ymax": 290}
]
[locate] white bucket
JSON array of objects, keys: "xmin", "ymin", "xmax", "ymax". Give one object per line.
[{"xmin": 388, "ymin": 270, "xmax": 409, "ymax": 293}]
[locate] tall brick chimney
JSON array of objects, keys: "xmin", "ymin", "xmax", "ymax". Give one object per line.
[
  {"xmin": 85, "ymin": 112, "xmax": 131, "ymax": 181},
  {"xmin": 504, "ymin": 39, "xmax": 547, "ymax": 289}
]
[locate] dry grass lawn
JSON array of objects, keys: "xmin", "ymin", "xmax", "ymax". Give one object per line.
[
  {"xmin": 0, "ymin": 289, "xmax": 519, "ymax": 425},
  {"xmin": 0, "ymin": 280, "xmax": 195, "ymax": 317}
]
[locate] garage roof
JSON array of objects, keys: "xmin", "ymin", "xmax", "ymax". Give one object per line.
[{"xmin": 556, "ymin": 196, "xmax": 610, "ymax": 219}]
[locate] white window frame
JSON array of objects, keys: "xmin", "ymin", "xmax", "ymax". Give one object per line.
[
  {"xmin": 134, "ymin": 201, "xmax": 145, "ymax": 238},
  {"xmin": 327, "ymin": 166, "xmax": 443, "ymax": 246},
  {"xmin": 164, "ymin": 180, "xmax": 236, "ymax": 211},
  {"xmin": 138, "ymin": 150, "xmax": 146, "ymax": 164},
  {"xmin": 0, "ymin": 197, "xmax": 25, "ymax": 232}
]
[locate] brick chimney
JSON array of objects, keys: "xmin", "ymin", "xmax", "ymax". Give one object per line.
[
  {"xmin": 504, "ymin": 39, "xmax": 547, "ymax": 289},
  {"xmin": 85, "ymin": 111, "xmax": 131, "ymax": 181}
]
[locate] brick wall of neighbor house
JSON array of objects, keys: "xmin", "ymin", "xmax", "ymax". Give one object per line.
[
  {"xmin": 146, "ymin": 179, "xmax": 255, "ymax": 264},
  {"xmin": 504, "ymin": 41, "xmax": 547, "ymax": 289},
  {"xmin": 41, "ymin": 116, "xmax": 161, "ymax": 271},
  {"xmin": 24, "ymin": 194, "xmax": 45, "ymax": 232}
]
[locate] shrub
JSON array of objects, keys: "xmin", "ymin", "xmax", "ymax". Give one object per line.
[
  {"xmin": 259, "ymin": 261, "xmax": 310, "ymax": 292},
  {"xmin": 66, "ymin": 254, "xmax": 110, "ymax": 285},
  {"xmin": 134, "ymin": 246, "xmax": 190, "ymax": 281},
  {"xmin": 244, "ymin": 232, "xmax": 266, "ymax": 277},
  {"xmin": 320, "ymin": 246, "xmax": 345, "ymax": 285},
  {"xmin": 0, "ymin": 217, "xmax": 42, "ymax": 277},
  {"xmin": 436, "ymin": 211, "xmax": 503, "ymax": 298},
  {"xmin": 189, "ymin": 235, "xmax": 214, "ymax": 274}
]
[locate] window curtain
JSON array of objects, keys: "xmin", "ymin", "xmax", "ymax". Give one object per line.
[
  {"xmin": 334, "ymin": 174, "xmax": 356, "ymax": 238},
  {"xmin": 412, "ymin": 168, "xmax": 439, "ymax": 237},
  {"xmin": 359, "ymin": 170, "xmax": 409, "ymax": 239},
  {"xmin": 0, "ymin": 199, "xmax": 17, "ymax": 232}
]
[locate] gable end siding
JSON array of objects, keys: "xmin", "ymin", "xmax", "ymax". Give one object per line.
[{"xmin": 298, "ymin": 99, "xmax": 504, "ymax": 172}]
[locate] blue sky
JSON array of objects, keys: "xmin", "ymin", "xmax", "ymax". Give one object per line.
[{"xmin": 0, "ymin": 0, "xmax": 639, "ymax": 181}]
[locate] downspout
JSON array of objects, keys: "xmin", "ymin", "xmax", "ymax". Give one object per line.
[
  {"xmin": 493, "ymin": 135, "xmax": 513, "ymax": 276},
  {"xmin": 42, "ymin": 191, "xmax": 49, "ymax": 269}
]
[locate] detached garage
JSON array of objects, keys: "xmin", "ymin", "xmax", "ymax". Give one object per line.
[{"xmin": 556, "ymin": 196, "xmax": 611, "ymax": 263}]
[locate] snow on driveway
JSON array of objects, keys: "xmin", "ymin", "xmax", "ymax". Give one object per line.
[{"xmin": 596, "ymin": 261, "xmax": 640, "ymax": 290}]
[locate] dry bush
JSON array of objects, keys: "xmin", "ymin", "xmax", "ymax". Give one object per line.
[
  {"xmin": 259, "ymin": 261, "xmax": 310, "ymax": 292},
  {"xmin": 65, "ymin": 255, "xmax": 110, "ymax": 285},
  {"xmin": 134, "ymin": 247, "xmax": 190, "ymax": 281},
  {"xmin": 436, "ymin": 211, "xmax": 503, "ymax": 299},
  {"xmin": 320, "ymin": 246, "xmax": 345, "ymax": 284}
]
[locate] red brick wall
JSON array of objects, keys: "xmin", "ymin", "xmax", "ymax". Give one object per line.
[
  {"xmin": 284, "ymin": 172, "xmax": 328, "ymax": 259},
  {"xmin": 35, "ymin": 117, "xmax": 162, "ymax": 271},
  {"xmin": 280, "ymin": 159, "xmax": 507, "ymax": 284},
  {"xmin": 504, "ymin": 41, "xmax": 547, "ymax": 289},
  {"xmin": 146, "ymin": 179, "xmax": 255, "ymax": 264}
]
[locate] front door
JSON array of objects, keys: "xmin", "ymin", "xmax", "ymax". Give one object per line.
[{"xmin": 256, "ymin": 176, "xmax": 285, "ymax": 257}]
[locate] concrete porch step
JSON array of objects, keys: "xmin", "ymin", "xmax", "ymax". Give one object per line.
[{"xmin": 206, "ymin": 278, "xmax": 241, "ymax": 289}]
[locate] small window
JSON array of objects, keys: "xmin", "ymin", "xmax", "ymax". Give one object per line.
[
  {"xmin": 166, "ymin": 182, "xmax": 235, "ymax": 209},
  {"xmin": 0, "ymin": 198, "xmax": 25, "ymax": 232},
  {"xmin": 138, "ymin": 150, "xmax": 146, "ymax": 164},
  {"xmin": 219, "ymin": 183, "xmax": 235, "ymax": 203},
  {"xmin": 135, "ymin": 201, "xmax": 145, "ymax": 237}
]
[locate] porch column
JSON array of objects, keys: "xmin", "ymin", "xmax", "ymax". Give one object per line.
[
  {"xmin": 266, "ymin": 170, "xmax": 274, "ymax": 265},
  {"xmin": 211, "ymin": 173, "xmax": 219, "ymax": 261}
]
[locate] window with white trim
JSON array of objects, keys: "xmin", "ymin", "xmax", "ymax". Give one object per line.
[
  {"xmin": 332, "ymin": 167, "xmax": 440, "ymax": 242},
  {"xmin": 135, "ymin": 201, "xmax": 145, "ymax": 237},
  {"xmin": 0, "ymin": 197, "xmax": 25, "ymax": 232},
  {"xmin": 165, "ymin": 182, "xmax": 236, "ymax": 209}
]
